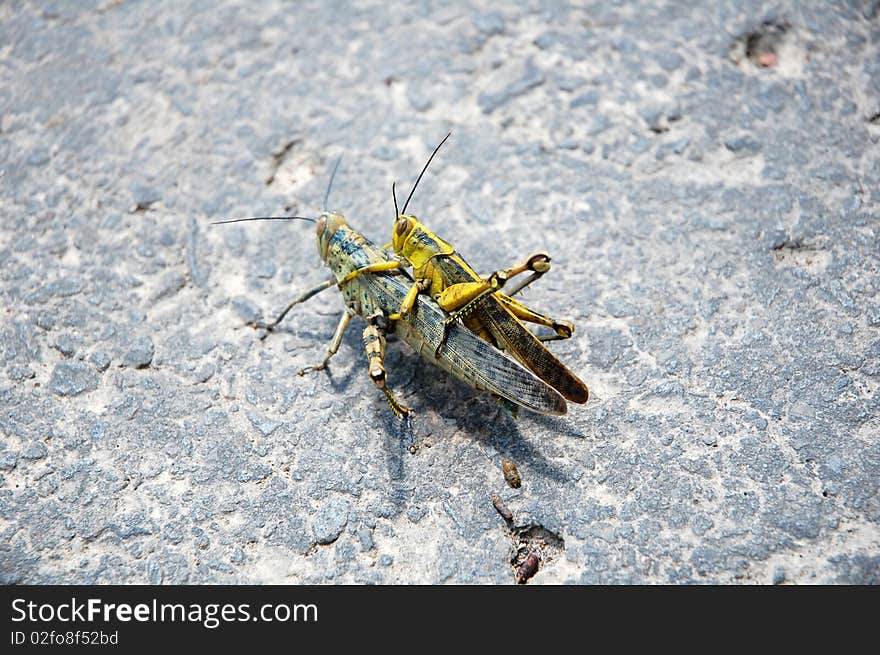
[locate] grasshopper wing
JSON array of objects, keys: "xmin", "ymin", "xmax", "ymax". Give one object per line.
[
  {"xmin": 417, "ymin": 242, "xmax": 588, "ymax": 404},
  {"xmin": 478, "ymin": 300, "xmax": 589, "ymax": 404},
  {"xmin": 376, "ymin": 276, "xmax": 568, "ymax": 416}
]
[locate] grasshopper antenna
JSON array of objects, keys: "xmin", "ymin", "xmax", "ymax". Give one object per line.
[
  {"xmin": 323, "ymin": 155, "xmax": 343, "ymax": 211},
  {"xmin": 211, "ymin": 216, "xmax": 316, "ymax": 225},
  {"xmin": 401, "ymin": 132, "xmax": 451, "ymax": 215},
  {"xmin": 392, "ymin": 181, "xmax": 400, "ymax": 219}
]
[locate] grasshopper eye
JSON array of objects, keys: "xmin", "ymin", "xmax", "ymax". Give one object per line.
[{"xmin": 395, "ymin": 217, "xmax": 409, "ymax": 237}]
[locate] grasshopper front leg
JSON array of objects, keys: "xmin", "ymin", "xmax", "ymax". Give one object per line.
[
  {"xmin": 338, "ymin": 259, "xmax": 404, "ymax": 286},
  {"xmin": 389, "ymin": 279, "xmax": 430, "ymax": 321},
  {"xmin": 362, "ymin": 315, "xmax": 415, "ymax": 452}
]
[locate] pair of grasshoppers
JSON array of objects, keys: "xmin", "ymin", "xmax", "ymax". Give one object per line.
[{"xmin": 215, "ymin": 135, "xmax": 588, "ymax": 451}]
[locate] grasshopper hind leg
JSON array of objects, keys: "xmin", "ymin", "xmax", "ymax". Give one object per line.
[
  {"xmin": 496, "ymin": 294, "xmax": 574, "ymax": 342},
  {"xmin": 432, "ymin": 252, "xmax": 554, "ymax": 359},
  {"xmin": 383, "ymin": 387, "xmax": 416, "ymax": 454},
  {"xmin": 494, "ymin": 252, "xmax": 575, "ymax": 341},
  {"xmin": 499, "ymin": 252, "xmax": 552, "ymax": 297},
  {"xmin": 363, "ymin": 316, "xmax": 417, "ymax": 453},
  {"xmin": 433, "ymin": 271, "xmax": 508, "ymax": 359}
]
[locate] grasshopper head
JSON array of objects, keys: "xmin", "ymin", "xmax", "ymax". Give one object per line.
[
  {"xmin": 391, "ymin": 214, "xmax": 419, "ymax": 255},
  {"xmin": 316, "ymin": 210, "xmax": 347, "ymax": 261}
]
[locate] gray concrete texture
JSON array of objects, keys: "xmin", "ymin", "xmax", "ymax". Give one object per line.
[{"xmin": 0, "ymin": 0, "xmax": 878, "ymax": 584}]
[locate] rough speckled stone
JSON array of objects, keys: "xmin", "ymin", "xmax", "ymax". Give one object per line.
[
  {"xmin": 123, "ymin": 337, "xmax": 154, "ymax": 368},
  {"xmin": 246, "ymin": 411, "xmax": 281, "ymax": 437},
  {"xmin": 312, "ymin": 498, "xmax": 351, "ymax": 545},
  {"xmin": 21, "ymin": 442, "xmax": 48, "ymax": 460},
  {"xmin": 473, "ymin": 11, "xmax": 505, "ymax": 36},
  {"xmin": 0, "ymin": 452, "xmax": 19, "ymax": 470},
  {"xmin": 89, "ymin": 350, "xmax": 111, "ymax": 371},
  {"xmin": 49, "ymin": 361, "xmax": 99, "ymax": 396},
  {"xmin": 0, "ymin": 0, "xmax": 877, "ymax": 586}
]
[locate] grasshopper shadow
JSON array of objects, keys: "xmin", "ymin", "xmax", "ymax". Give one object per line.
[
  {"xmin": 401, "ymin": 353, "xmax": 570, "ymax": 484},
  {"xmin": 527, "ymin": 412, "xmax": 590, "ymax": 440},
  {"xmin": 324, "ymin": 323, "xmax": 418, "ymax": 497},
  {"xmin": 299, "ymin": 315, "xmax": 575, "ymax": 487},
  {"xmin": 482, "ymin": 415, "xmax": 570, "ymax": 485}
]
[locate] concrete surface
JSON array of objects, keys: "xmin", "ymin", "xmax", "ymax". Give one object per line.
[{"xmin": 1, "ymin": 1, "xmax": 878, "ymax": 584}]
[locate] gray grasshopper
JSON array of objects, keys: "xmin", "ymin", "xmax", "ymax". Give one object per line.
[{"xmin": 214, "ymin": 165, "xmax": 566, "ymax": 450}]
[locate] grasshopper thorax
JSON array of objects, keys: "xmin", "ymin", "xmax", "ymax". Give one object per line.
[{"xmin": 392, "ymin": 214, "xmax": 455, "ymax": 269}]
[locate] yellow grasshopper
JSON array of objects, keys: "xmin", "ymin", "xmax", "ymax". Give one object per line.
[
  {"xmin": 387, "ymin": 134, "xmax": 589, "ymax": 406},
  {"xmin": 213, "ymin": 160, "xmax": 567, "ymax": 451}
]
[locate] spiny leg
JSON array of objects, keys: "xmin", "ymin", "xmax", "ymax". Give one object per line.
[
  {"xmin": 430, "ymin": 252, "xmax": 552, "ymax": 322},
  {"xmin": 250, "ymin": 278, "xmax": 335, "ymax": 333},
  {"xmin": 434, "ymin": 271, "xmax": 509, "ymax": 358},
  {"xmin": 489, "ymin": 251, "xmax": 572, "ymax": 341},
  {"xmin": 496, "ymin": 294, "xmax": 574, "ymax": 341},
  {"xmin": 490, "ymin": 252, "xmax": 552, "ymax": 298},
  {"xmin": 433, "ymin": 252, "xmax": 552, "ymax": 357},
  {"xmin": 363, "ymin": 317, "xmax": 416, "ymax": 452},
  {"xmin": 384, "ymin": 388, "xmax": 415, "ymax": 453},
  {"xmin": 297, "ymin": 309, "xmax": 354, "ymax": 376}
]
